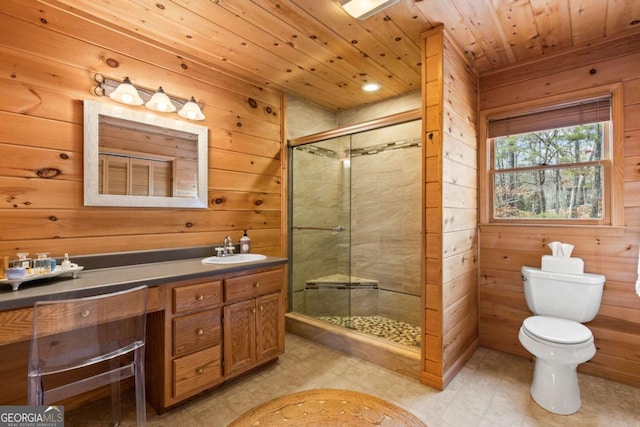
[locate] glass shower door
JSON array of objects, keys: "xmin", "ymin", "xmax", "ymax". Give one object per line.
[
  {"xmin": 289, "ymin": 116, "xmax": 422, "ymax": 349},
  {"xmin": 290, "ymin": 135, "xmax": 351, "ymax": 322}
]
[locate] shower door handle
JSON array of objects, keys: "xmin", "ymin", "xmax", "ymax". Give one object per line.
[{"xmin": 293, "ymin": 225, "xmax": 346, "ymax": 232}]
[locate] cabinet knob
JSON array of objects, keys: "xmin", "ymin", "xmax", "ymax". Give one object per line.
[
  {"xmin": 196, "ymin": 328, "xmax": 204, "ymax": 335},
  {"xmin": 254, "ymin": 282, "xmax": 261, "ymax": 288},
  {"xmin": 196, "ymin": 367, "xmax": 204, "ymax": 375},
  {"xmin": 196, "ymin": 294, "xmax": 204, "ymax": 301},
  {"xmin": 251, "ymin": 307, "xmax": 256, "ymax": 313},
  {"xmin": 259, "ymin": 305, "xmax": 264, "ymax": 311}
]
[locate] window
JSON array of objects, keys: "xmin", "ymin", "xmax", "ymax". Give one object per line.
[{"xmin": 486, "ymin": 96, "xmax": 614, "ymax": 224}]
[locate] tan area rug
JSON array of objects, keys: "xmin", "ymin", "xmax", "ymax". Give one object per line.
[{"xmin": 228, "ymin": 388, "xmax": 426, "ymax": 426}]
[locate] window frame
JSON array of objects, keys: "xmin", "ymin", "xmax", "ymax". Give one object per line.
[{"xmin": 479, "ymin": 84, "xmax": 624, "ymax": 226}]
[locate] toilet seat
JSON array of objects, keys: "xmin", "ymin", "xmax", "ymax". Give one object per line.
[{"xmin": 522, "ymin": 315, "xmax": 592, "ymax": 345}]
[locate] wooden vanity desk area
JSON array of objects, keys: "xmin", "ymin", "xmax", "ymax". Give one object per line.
[{"xmin": 0, "ymin": 255, "xmax": 288, "ymax": 413}]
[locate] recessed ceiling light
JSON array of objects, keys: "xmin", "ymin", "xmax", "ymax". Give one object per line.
[{"xmin": 362, "ymin": 83, "xmax": 381, "ymax": 92}]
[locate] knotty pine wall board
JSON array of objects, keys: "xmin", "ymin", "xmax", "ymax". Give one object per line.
[{"xmin": 0, "ymin": 8, "xmax": 285, "ymax": 259}]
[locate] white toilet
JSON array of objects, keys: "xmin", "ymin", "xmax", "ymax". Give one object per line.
[{"xmin": 518, "ymin": 266, "xmax": 605, "ymax": 415}]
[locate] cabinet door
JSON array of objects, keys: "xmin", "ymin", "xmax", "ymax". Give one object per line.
[
  {"xmin": 223, "ymin": 299, "xmax": 256, "ymax": 376},
  {"xmin": 256, "ymin": 292, "xmax": 282, "ymax": 363}
]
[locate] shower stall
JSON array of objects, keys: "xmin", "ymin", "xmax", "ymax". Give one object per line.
[{"xmin": 288, "ymin": 113, "xmax": 422, "ymax": 358}]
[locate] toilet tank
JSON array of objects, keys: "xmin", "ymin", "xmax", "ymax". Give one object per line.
[{"xmin": 521, "ymin": 266, "xmax": 605, "ymax": 322}]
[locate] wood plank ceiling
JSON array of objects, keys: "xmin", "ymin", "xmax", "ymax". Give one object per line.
[{"xmin": 42, "ymin": 0, "xmax": 640, "ymax": 111}]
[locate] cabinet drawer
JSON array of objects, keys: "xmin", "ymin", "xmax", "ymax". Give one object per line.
[
  {"xmin": 173, "ymin": 281, "xmax": 222, "ymax": 314},
  {"xmin": 224, "ymin": 269, "xmax": 283, "ymax": 303},
  {"xmin": 173, "ymin": 309, "xmax": 221, "ymax": 357},
  {"xmin": 173, "ymin": 345, "xmax": 222, "ymax": 398}
]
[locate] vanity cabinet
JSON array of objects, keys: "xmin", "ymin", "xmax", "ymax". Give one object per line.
[
  {"xmin": 223, "ymin": 269, "xmax": 284, "ymax": 376},
  {"xmin": 0, "ymin": 254, "xmax": 287, "ymax": 413},
  {"xmin": 147, "ymin": 266, "xmax": 285, "ymax": 412}
]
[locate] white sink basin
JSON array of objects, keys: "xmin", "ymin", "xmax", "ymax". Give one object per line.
[{"xmin": 201, "ymin": 254, "xmax": 267, "ymax": 264}]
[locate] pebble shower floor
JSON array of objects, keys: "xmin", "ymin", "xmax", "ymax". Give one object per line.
[{"xmin": 317, "ymin": 315, "xmax": 421, "ymax": 348}]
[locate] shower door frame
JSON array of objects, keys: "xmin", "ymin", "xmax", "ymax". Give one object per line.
[
  {"xmin": 289, "ymin": 109, "xmax": 421, "ymax": 147},
  {"xmin": 287, "ymin": 107, "xmax": 422, "ymax": 321}
]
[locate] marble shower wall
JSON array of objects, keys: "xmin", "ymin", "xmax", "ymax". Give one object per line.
[{"xmin": 286, "ymin": 95, "xmax": 337, "ymax": 140}]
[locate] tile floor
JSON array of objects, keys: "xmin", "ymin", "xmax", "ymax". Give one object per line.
[{"xmin": 66, "ymin": 333, "xmax": 640, "ymax": 426}]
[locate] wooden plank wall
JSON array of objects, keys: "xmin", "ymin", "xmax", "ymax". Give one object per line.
[
  {"xmin": 478, "ymin": 33, "xmax": 640, "ymax": 388},
  {"xmin": 421, "ymin": 26, "xmax": 479, "ymax": 390},
  {"xmin": 0, "ymin": 2, "xmax": 286, "ymax": 261},
  {"xmin": 439, "ymin": 28, "xmax": 479, "ymax": 387}
]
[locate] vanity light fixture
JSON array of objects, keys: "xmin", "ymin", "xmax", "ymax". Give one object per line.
[
  {"xmin": 145, "ymin": 87, "xmax": 177, "ymax": 112},
  {"xmin": 93, "ymin": 73, "xmax": 205, "ymax": 121},
  {"xmin": 178, "ymin": 96, "xmax": 205, "ymax": 121},
  {"xmin": 338, "ymin": 0, "xmax": 399, "ymax": 20},
  {"xmin": 108, "ymin": 77, "xmax": 144, "ymax": 105}
]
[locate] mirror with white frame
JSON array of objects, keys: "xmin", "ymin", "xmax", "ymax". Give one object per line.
[{"xmin": 83, "ymin": 99, "xmax": 208, "ymax": 208}]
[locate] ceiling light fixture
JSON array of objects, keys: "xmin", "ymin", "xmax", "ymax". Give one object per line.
[
  {"xmin": 93, "ymin": 74, "xmax": 205, "ymax": 121},
  {"xmin": 338, "ymin": 0, "xmax": 399, "ymax": 20},
  {"xmin": 362, "ymin": 82, "xmax": 381, "ymax": 92}
]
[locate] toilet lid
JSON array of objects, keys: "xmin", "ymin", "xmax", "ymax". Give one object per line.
[{"xmin": 523, "ymin": 316, "xmax": 592, "ymax": 344}]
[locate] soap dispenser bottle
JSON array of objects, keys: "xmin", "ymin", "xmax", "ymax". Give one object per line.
[{"xmin": 240, "ymin": 230, "xmax": 251, "ymax": 254}]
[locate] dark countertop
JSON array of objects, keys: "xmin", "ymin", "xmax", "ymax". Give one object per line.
[{"xmin": 0, "ymin": 255, "xmax": 288, "ymax": 311}]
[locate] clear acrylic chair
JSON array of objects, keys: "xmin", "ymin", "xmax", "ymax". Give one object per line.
[{"xmin": 28, "ymin": 286, "xmax": 148, "ymax": 426}]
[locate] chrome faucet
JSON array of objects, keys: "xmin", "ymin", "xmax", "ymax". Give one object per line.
[
  {"xmin": 215, "ymin": 236, "xmax": 236, "ymax": 257},
  {"xmin": 223, "ymin": 236, "xmax": 234, "ymax": 256}
]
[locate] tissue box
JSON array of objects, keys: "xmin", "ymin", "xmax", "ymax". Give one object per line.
[{"xmin": 541, "ymin": 255, "xmax": 584, "ymax": 275}]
